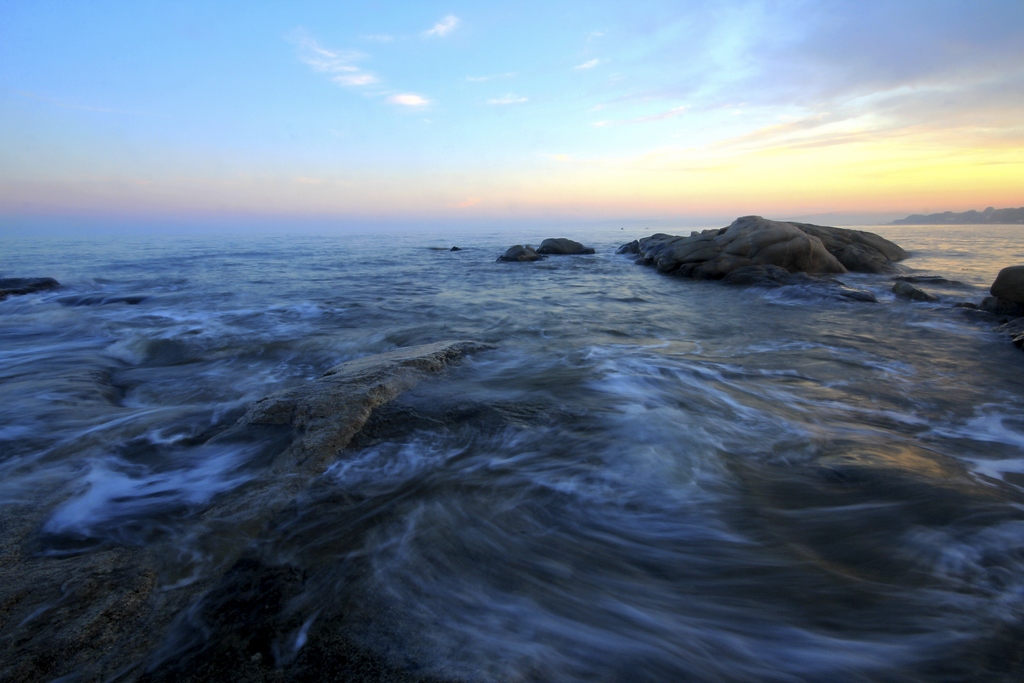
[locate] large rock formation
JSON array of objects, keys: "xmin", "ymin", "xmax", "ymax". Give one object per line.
[
  {"xmin": 536, "ymin": 238, "xmax": 595, "ymax": 255},
  {"xmin": 0, "ymin": 277, "xmax": 60, "ymax": 301},
  {"xmin": 619, "ymin": 216, "xmax": 906, "ymax": 279}
]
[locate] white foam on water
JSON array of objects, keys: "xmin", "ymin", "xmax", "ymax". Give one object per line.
[{"xmin": 43, "ymin": 441, "xmax": 257, "ymax": 538}]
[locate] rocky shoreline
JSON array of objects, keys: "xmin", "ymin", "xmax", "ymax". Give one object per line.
[{"xmin": 4, "ymin": 216, "xmax": 1024, "ymax": 680}]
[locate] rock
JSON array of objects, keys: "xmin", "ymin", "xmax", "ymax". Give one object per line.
[
  {"xmin": 56, "ymin": 294, "xmax": 148, "ymax": 306},
  {"xmin": 979, "ymin": 296, "xmax": 1024, "ymax": 318},
  {"xmin": 722, "ymin": 265, "xmax": 878, "ymax": 302},
  {"xmin": 0, "ymin": 341, "xmax": 493, "ymax": 683},
  {"xmin": 894, "ymin": 275, "xmax": 965, "ymax": 286},
  {"xmin": 990, "ymin": 266, "xmax": 1024, "ymax": 304},
  {"xmin": 497, "ymin": 245, "xmax": 542, "ymax": 262},
  {"xmin": 620, "ymin": 217, "xmax": 905, "ymax": 281},
  {"xmin": 789, "ymin": 222, "xmax": 906, "ymax": 273},
  {"xmin": 450, "ymin": 246, "xmax": 462, "ymax": 251},
  {"xmin": 536, "ymin": 238, "xmax": 596, "ymax": 255},
  {"xmin": 616, "ymin": 240, "xmax": 639, "ymax": 255},
  {"xmin": 241, "ymin": 340, "xmax": 492, "ymax": 474},
  {"xmin": 996, "ymin": 318, "xmax": 1024, "ymax": 349},
  {"xmin": 893, "ymin": 281, "xmax": 938, "ymax": 302},
  {"xmin": 0, "ymin": 277, "xmax": 60, "ymax": 301}
]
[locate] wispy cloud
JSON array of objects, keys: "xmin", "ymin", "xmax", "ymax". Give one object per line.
[
  {"xmin": 389, "ymin": 93, "xmax": 430, "ymax": 107},
  {"xmin": 457, "ymin": 198, "xmax": 481, "ymax": 208},
  {"xmin": 466, "ymin": 72, "xmax": 517, "ymax": 82},
  {"xmin": 15, "ymin": 90, "xmax": 144, "ymax": 115},
  {"xmin": 423, "ymin": 15, "xmax": 460, "ymax": 38},
  {"xmin": 574, "ymin": 59, "xmax": 601, "ymax": 70},
  {"xmin": 486, "ymin": 94, "xmax": 528, "ymax": 105},
  {"xmin": 593, "ymin": 105, "xmax": 689, "ymax": 127},
  {"xmin": 291, "ymin": 30, "xmax": 377, "ymax": 88}
]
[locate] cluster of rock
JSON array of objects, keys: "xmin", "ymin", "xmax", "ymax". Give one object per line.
[
  {"xmin": 498, "ymin": 238, "xmax": 595, "ymax": 262},
  {"xmin": 618, "ymin": 216, "xmax": 906, "ymax": 279}
]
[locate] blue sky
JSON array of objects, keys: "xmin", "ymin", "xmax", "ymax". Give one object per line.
[{"xmin": 2, "ymin": 0, "xmax": 1023, "ymax": 230}]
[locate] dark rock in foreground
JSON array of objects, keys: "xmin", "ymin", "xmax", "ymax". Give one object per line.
[
  {"xmin": 893, "ymin": 281, "xmax": 938, "ymax": 302},
  {"xmin": 991, "ymin": 265, "xmax": 1024, "ymax": 304},
  {"xmin": 536, "ymin": 238, "xmax": 595, "ymax": 255},
  {"xmin": 0, "ymin": 277, "xmax": 60, "ymax": 300},
  {"xmin": 497, "ymin": 245, "xmax": 542, "ymax": 262},
  {"xmin": 0, "ymin": 340, "xmax": 491, "ymax": 683},
  {"xmin": 621, "ymin": 216, "xmax": 906, "ymax": 280},
  {"xmin": 979, "ymin": 296, "xmax": 1024, "ymax": 318}
]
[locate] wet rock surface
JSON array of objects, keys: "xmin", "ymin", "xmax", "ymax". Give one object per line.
[
  {"xmin": 496, "ymin": 245, "xmax": 541, "ymax": 262},
  {"xmin": 0, "ymin": 341, "xmax": 492, "ymax": 683},
  {"xmin": 893, "ymin": 281, "xmax": 938, "ymax": 302},
  {"xmin": 621, "ymin": 216, "xmax": 905, "ymax": 281},
  {"xmin": 0, "ymin": 277, "xmax": 60, "ymax": 301},
  {"xmin": 721, "ymin": 265, "xmax": 878, "ymax": 302}
]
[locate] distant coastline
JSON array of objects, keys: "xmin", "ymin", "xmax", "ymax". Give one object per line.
[{"xmin": 893, "ymin": 206, "xmax": 1024, "ymax": 225}]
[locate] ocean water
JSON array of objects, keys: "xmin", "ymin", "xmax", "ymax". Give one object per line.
[{"xmin": 2, "ymin": 223, "xmax": 1024, "ymax": 681}]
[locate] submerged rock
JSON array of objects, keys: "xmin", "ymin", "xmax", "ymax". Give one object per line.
[
  {"xmin": 893, "ymin": 281, "xmax": 938, "ymax": 302},
  {"xmin": 894, "ymin": 275, "xmax": 965, "ymax": 287},
  {"xmin": 536, "ymin": 238, "xmax": 596, "ymax": 255},
  {"xmin": 622, "ymin": 216, "xmax": 905, "ymax": 281},
  {"xmin": 0, "ymin": 277, "xmax": 60, "ymax": 301},
  {"xmin": 242, "ymin": 340, "xmax": 493, "ymax": 474},
  {"xmin": 0, "ymin": 340, "xmax": 492, "ymax": 683},
  {"xmin": 497, "ymin": 245, "xmax": 542, "ymax": 262}
]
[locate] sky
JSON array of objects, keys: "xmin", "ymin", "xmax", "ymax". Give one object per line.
[{"xmin": 1, "ymin": 0, "xmax": 1023, "ymax": 231}]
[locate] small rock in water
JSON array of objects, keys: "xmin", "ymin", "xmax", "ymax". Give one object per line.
[
  {"xmin": 892, "ymin": 281, "xmax": 938, "ymax": 302},
  {"xmin": 450, "ymin": 246, "xmax": 462, "ymax": 251},
  {"xmin": 497, "ymin": 245, "xmax": 542, "ymax": 262},
  {"xmin": 0, "ymin": 277, "xmax": 60, "ymax": 301},
  {"xmin": 536, "ymin": 238, "xmax": 596, "ymax": 255}
]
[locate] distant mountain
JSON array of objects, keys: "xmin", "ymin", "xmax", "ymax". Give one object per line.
[{"xmin": 893, "ymin": 206, "xmax": 1024, "ymax": 225}]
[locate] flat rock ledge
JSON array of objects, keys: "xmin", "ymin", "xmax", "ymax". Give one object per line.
[
  {"xmin": 0, "ymin": 277, "xmax": 60, "ymax": 301},
  {"xmin": 0, "ymin": 340, "xmax": 492, "ymax": 683},
  {"xmin": 241, "ymin": 340, "xmax": 493, "ymax": 474},
  {"xmin": 618, "ymin": 216, "xmax": 906, "ymax": 278}
]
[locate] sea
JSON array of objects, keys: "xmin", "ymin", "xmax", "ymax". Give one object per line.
[{"xmin": 2, "ymin": 223, "xmax": 1024, "ymax": 681}]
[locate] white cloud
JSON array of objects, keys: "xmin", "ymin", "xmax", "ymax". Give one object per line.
[
  {"xmin": 291, "ymin": 30, "xmax": 378, "ymax": 88},
  {"xmin": 333, "ymin": 73, "xmax": 379, "ymax": 86},
  {"xmin": 423, "ymin": 15, "xmax": 459, "ymax": 38},
  {"xmin": 486, "ymin": 94, "xmax": 528, "ymax": 105},
  {"xmin": 467, "ymin": 72, "xmax": 517, "ymax": 82},
  {"xmin": 574, "ymin": 59, "xmax": 601, "ymax": 70},
  {"xmin": 389, "ymin": 93, "xmax": 430, "ymax": 107}
]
